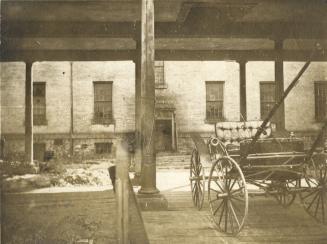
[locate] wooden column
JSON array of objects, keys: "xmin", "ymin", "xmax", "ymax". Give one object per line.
[
  {"xmin": 275, "ymin": 40, "xmax": 285, "ymax": 130},
  {"xmin": 70, "ymin": 61, "xmax": 74, "ymax": 156},
  {"xmin": 0, "ymin": 74, "xmax": 2, "ymax": 159},
  {"xmin": 116, "ymin": 137, "xmax": 130, "ymax": 244},
  {"xmin": 238, "ymin": 60, "xmax": 247, "ymax": 121},
  {"xmin": 25, "ymin": 62, "xmax": 33, "ymax": 163},
  {"xmin": 134, "ymin": 26, "xmax": 142, "ymax": 180},
  {"xmin": 139, "ymin": 0, "xmax": 158, "ymax": 194}
]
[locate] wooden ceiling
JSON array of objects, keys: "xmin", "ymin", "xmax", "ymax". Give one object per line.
[
  {"xmin": 2, "ymin": 0, "xmax": 326, "ymax": 23},
  {"xmin": 1, "ymin": 0, "xmax": 326, "ymax": 61}
]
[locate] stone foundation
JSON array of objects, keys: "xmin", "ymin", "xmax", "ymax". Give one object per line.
[
  {"xmin": 1, "ymin": 130, "xmax": 325, "ymax": 163},
  {"xmin": 0, "ymin": 133, "xmax": 136, "ymax": 163}
]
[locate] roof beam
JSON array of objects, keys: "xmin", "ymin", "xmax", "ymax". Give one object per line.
[
  {"xmin": 156, "ymin": 50, "xmax": 327, "ymax": 61},
  {"xmin": 2, "ymin": 38, "xmax": 136, "ymax": 50},
  {"xmin": 156, "ymin": 38, "xmax": 274, "ymax": 50},
  {"xmin": 1, "ymin": 49, "xmax": 326, "ymax": 62},
  {"xmin": 1, "ymin": 21, "xmax": 136, "ymax": 38},
  {"xmin": 2, "ymin": 21, "xmax": 327, "ymax": 39},
  {"xmin": 0, "ymin": 50, "xmax": 136, "ymax": 62},
  {"xmin": 2, "ymin": 37, "xmax": 275, "ymax": 51},
  {"xmin": 7, "ymin": 37, "xmax": 325, "ymax": 52},
  {"xmin": 157, "ymin": 22, "xmax": 327, "ymax": 39}
]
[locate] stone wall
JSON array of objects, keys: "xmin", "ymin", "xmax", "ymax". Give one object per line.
[
  {"xmin": 246, "ymin": 61, "xmax": 327, "ymax": 132},
  {"xmin": 0, "ymin": 61, "xmax": 135, "ymax": 161},
  {"xmin": 284, "ymin": 62, "xmax": 327, "ymax": 132},
  {"xmin": 1, "ymin": 61, "xmax": 327, "ymax": 160},
  {"xmin": 1, "ymin": 62, "xmax": 26, "ymax": 134},
  {"xmin": 163, "ymin": 61, "xmax": 240, "ymax": 133},
  {"xmin": 72, "ymin": 61, "xmax": 135, "ymax": 134},
  {"xmin": 246, "ymin": 61, "xmax": 275, "ymax": 121},
  {"xmin": 33, "ymin": 62, "xmax": 72, "ymax": 134}
]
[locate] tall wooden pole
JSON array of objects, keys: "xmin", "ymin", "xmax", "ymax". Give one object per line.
[
  {"xmin": 275, "ymin": 40, "xmax": 285, "ymax": 131},
  {"xmin": 0, "ymin": 72, "xmax": 2, "ymax": 159},
  {"xmin": 134, "ymin": 25, "xmax": 142, "ymax": 180},
  {"xmin": 70, "ymin": 61, "xmax": 74, "ymax": 156},
  {"xmin": 238, "ymin": 60, "xmax": 247, "ymax": 121},
  {"xmin": 116, "ymin": 137, "xmax": 130, "ymax": 244},
  {"xmin": 139, "ymin": 0, "xmax": 158, "ymax": 194},
  {"xmin": 25, "ymin": 62, "xmax": 33, "ymax": 163}
]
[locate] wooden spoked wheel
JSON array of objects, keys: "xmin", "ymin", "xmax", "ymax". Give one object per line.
[
  {"xmin": 272, "ymin": 179, "xmax": 297, "ymax": 208},
  {"xmin": 208, "ymin": 156, "xmax": 248, "ymax": 235},
  {"xmin": 190, "ymin": 149, "xmax": 205, "ymax": 210},
  {"xmin": 299, "ymin": 159, "xmax": 327, "ymax": 224}
]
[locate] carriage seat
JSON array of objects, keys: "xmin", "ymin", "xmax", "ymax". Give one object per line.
[{"xmin": 215, "ymin": 120, "xmax": 272, "ymax": 147}]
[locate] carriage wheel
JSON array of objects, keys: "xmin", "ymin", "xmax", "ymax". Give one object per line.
[
  {"xmin": 299, "ymin": 161, "xmax": 327, "ymax": 224},
  {"xmin": 272, "ymin": 179, "xmax": 297, "ymax": 208},
  {"xmin": 208, "ymin": 156, "xmax": 248, "ymax": 235},
  {"xmin": 190, "ymin": 149, "xmax": 205, "ymax": 210}
]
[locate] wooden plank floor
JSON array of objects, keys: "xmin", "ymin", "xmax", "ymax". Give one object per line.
[
  {"xmin": 142, "ymin": 191, "xmax": 327, "ymax": 244},
  {"xmin": 2, "ymin": 189, "xmax": 327, "ymax": 243}
]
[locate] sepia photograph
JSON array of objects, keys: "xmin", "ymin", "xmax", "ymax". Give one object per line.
[{"xmin": 0, "ymin": 0, "xmax": 327, "ymax": 243}]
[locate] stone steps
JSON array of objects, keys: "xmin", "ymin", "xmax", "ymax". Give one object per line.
[{"xmin": 156, "ymin": 153, "xmax": 191, "ymax": 169}]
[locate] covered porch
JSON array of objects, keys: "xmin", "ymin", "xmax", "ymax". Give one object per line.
[{"xmin": 1, "ymin": 0, "xmax": 327, "ymax": 243}]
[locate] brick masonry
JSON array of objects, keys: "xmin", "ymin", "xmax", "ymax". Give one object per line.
[
  {"xmin": 284, "ymin": 62, "xmax": 327, "ymax": 131},
  {"xmin": 1, "ymin": 61, "xmax": 327, "ymax": 160},
  {"xmin": 72, "ymin": 61, "xmax": 135, "ymax": 134},
  {"xmin": 246, "ymin": 61, "xmax": 275, "ymax": 121}
]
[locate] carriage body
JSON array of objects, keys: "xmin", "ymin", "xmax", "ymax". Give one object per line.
[
  {"xmin": 189, "ymin": 120, "xmax": 327, "ymax": 235},
  {"xmin": 214, "ymin": 121, "xmax": 308, "ymax": 181}
]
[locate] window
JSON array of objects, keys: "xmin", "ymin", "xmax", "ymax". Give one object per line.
[
  {"xmin": 54, "ymin": 139, "xmax": 63, "ymax": 146},
  {"xmin": 155, "ymin": 61, "xmax": 167, "ymax": 89},
  {"xmin": 95, "ymin": 142, "xmax": 112, "ymax": 154},
  {"xmin": 93, "ymin": 82, "xmax": 113, "ymax": 124},
  {"xmin": 315, "ymin": 82, "xmax": 327, "ymax": 121},
  {"xmin": 260, "ymin": 82, "xmax": 275, "ymax": 119},
  {"xmin": 206, "ymin": 81, "xmax": 224, "ymax": 122},
  {"xmin": 33, "ymin": 82, "xmax": 47, "ymax": 125}
]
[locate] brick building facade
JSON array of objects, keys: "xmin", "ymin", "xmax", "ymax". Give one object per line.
[{"xmin": 1, "ymin": 61, "xmax": 327, "ymax": 161}]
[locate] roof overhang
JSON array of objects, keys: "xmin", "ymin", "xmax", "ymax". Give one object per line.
[{"xmin": 1, "ymin": 0, "xmax": 326, "ymax": 61}]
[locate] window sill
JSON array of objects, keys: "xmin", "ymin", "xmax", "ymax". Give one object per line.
[
  {"xmin": 33, "ymin": 120, "xmax": 48, "ymax": 126},
  {"xmin": 92, "ymin": 118, "xmax": 116, "ymax": 126},
  {"xmin": 205, "ymin": 118, "xmax": 225, "ymax": 124}
]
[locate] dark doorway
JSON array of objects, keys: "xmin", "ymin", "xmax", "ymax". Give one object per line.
[
  {"xmin": 155, "ymin": 120, "xmax": 172, "ymax": 152},
  {"xmin": 34, "ymin": 143, "xmax": 46, "ymax": 162}
]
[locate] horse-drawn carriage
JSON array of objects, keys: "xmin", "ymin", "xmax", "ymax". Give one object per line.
[{"xmin": 189, "ymin": 46, "xmax": 327, "ymax": 235}]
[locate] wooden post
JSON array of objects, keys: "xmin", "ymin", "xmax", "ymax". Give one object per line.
[
  {"xmin": 275, "ymin": 40, "xmax": 285, "ymax": 131},
  {"xmin": 0, "ymin": 73, "xmax": 2, "ymax": 159},
  {"xmin": 70, "ymin": 61, "xmax": 74, "ymax": 156},
  {"xmin": 25, "ymin": 62, "xmax": 33, "ymax": 163},
  {"xmin": 238, "ymin": 60, "xmax": 247, "ymax": 121},
  {"xmin": 139, "ymin": 0, "xmax": 158, "ymax": 194},
  {"xmin": 134, "ymin": 27, "xmax": 142, "ymax": 180},
  {"xmin": 171, "ymin": 112, "xmax": 175, "ymax": 151},
  {"xmin": 116, "ymin": 137, "xmax": 130, "ymax": 244},
  {"xmin": 0, "ymin": 65, "xmax": 2, "ymax": 244}
]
